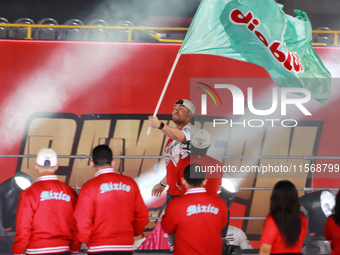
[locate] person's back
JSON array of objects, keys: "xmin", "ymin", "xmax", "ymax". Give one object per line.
[
  {"xmin": 324, "ymin": 216, "xmax": 340, "ymax": 255},
  {"xmin": 260, "ymin": 180, "xmax": 308, "ymax": 255},
  {"xmin": 12, "ymin": 148, "xmax": 80, "ymax": 255},
  {"xmin": 76, "ymin": 170, "xmax": 148, "ymax": 249},
  {"xmin": 161, "ymin": 164, "xmax": 228, "ymax": 255},
  {"xmin": 261, "ymin": 213, "xmax": 308, "ymax": 253},
  {"xmin": 16, "ymin": 178, "xmax": 78, "ymax": 250},
  {"xmin": 177, "ymin": 154, "xmax": 222, "ymax": 196},
  {"xmin": 177, "ymin": 129, "xmax": 222, "ymax": 196},
  {"xmin": 74, "ymin": 145, "xmax": 149, "ymax": 254}
]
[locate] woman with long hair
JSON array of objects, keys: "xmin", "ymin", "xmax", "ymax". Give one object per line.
[
  {"xmin": 324, "ymin": 189, "xmax": 340, "ymax": 254},
  {"xmin": 259, "ymin": 180, "xmax": 308, "ymax": 255}
]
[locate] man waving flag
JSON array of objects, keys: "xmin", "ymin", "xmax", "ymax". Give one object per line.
[
  {"xmin": 148, "ymin": 0, "xmax": 331, "ymax": 135},
  {"xmin": 179, "ymin": 0, "xmax": 331, "ymax": 103}
]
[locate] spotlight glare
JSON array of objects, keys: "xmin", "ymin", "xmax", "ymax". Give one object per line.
[
  {"xmin": 134, "ymin": 163, "xmax": 167, "ymax": 206},
  {"xmin": 14, "ymin": 176, "xmax": 32, "ymax": 190},
  {"xmin": 221, "ymin": 178, "xmax": 238, "ymax": 193},
  {"xmin": 321, "ymin": 190, "xmax": 336, "ymax": 217},
  {"xmin": 300, "ymin": 189, "xmax": 335, "ymax": 254}
]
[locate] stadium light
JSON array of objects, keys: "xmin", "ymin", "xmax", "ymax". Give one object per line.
[
  {"xmin": 218, "ymin": 176, "xmax": 239, "ymax": 208},
  {"xmin": 0, "ymin": 172, "xmax": 34, "ymax": 252},
  {"xmin": 300, "ymin": 190, "xmax": 336, "ymax": 254}
]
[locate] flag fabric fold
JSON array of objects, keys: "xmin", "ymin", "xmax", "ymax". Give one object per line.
[{"xmin": 179, "ymin": 0, "xmax": 331, "ymax": 103}]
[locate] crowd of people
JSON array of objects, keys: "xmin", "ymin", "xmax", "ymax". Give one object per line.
[{"xmin": 11, "ymin": 99, "xmax": 340, "ymax": 255}]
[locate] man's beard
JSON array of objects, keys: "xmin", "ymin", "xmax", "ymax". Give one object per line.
[{"xmin": 172, "ymin": 116, "xmax": 188, "ymax": 126}]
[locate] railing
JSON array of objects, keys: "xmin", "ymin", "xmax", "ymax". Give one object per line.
[
  {"xmin": 1, "ymin": 23, "xmax": 339, "ymax": 45},
  {"xmin": 1, "ymin": 153, "xmax": 339, "ymax": 221},
  {"xmin": 0, "ymin": 23, "xmax": 188, "ymax": 43},
  {"xmin": 312, "ymin": 29, "xmax": 340, "ymax": 46},
  {"xmin": 1, "ymin": 154, "xmax": 340, "ymax": 159}
]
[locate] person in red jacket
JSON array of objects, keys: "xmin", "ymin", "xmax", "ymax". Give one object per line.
[
  {"xmin": 260, "ymin": 180, "xmax": 308, "ymax": 255},
  {"xmin": 149, "ymin": 99, "xmax": 196, "ymax": 250},
  {"xmin": 324, "ymin": 189, "xmax": 340, "ymax": 255},
  {"xmin": 161, "ymin": 163, "xmax": 228, "ymax": 255},
  {"xmin": 149, "ymin": 99, "xmax": 195, "ymax": 199},
  {"xmin": 12, "ymin": 148, "xmax": 80, "ymax": 255},
  {"xmin": 74, "ymin": 144, "xmax": 149, "ymax": 255},
  {"xmin": 176, "ymin": 129, "xmax": 222, "ymax": 196},
  {"xmin": 176, "ymin": 129, "xmax": 230, "ymax": 240}
]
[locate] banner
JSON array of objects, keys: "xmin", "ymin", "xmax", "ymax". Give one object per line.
[{"xmin": 179, "ymin": 0, "xmax": 331, "ymax": 103}]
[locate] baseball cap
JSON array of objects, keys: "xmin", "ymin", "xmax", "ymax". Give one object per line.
[
  {"xmin": 175, "ymin": 99, "xmax": 195, "ymax": 115},
  {"xmin": 36, "ymin": 148, "xmax": 58, "ymax": 167},
  {"xmin": 191, "ymin": 129, "xmax": 211, "ymax": 149}
]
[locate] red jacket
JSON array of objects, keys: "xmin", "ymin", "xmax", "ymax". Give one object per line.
[
  {"xmin": 260, "ymin": 213, "xmax": 308, "ymax": 253},
  {"xmin": 176, "ymin": 155, "xmax": 222, "ymax": 196},
  {"xmin": 324, "ymin": 215, "xmax": 340, "ymax": 255},
  {"xmin": 12, "ymin": 175, "xmax": 80, "ymax": 255},
  {"xmin": 74, "ymin": 168, "xmax": 149, "ymax": 253},
  {"xmin": 164, "ymin": 123, "xmax": 191, "ymax": 196},
  {"xmin": 161, "ymin": 188, "xmax": 228, "ymax": 255}
]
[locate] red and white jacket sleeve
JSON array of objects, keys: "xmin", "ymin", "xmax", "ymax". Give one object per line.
[
  {"xmin": 74, "ymin": 185, "xmax": 95, "ymax": 244},
  {"xmin": 70, "ymin": 189, "xmax": 81, "ymax": 254},
  {"xmin": 161, "ymin": 199, "xmax": 177, "ymax": 235},
  {"xmin": 133, "ymin": 182, "xmax": 149, "ymax": 236},
  {"xmin": 12, "ymin": 191, "xmax": 34, "ymax": 255}
]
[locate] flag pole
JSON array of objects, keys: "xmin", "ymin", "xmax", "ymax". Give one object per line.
[{"xmin": 147, "ymin": 53, "xmax": 181, "ymax": 135}]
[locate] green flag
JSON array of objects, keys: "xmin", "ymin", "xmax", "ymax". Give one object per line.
[{"xmin": 179, "ymin": 0, "xmax": 331, "ymax": 103}]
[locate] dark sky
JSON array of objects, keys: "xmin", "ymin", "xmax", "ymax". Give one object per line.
[
  {"xmin": 0, "ymin": 0, "xmax": 339, "ymax": 29},
  {"xmin": 0, "ymin": 0, "xmax": 201, "ymax": 25},
  {"xmin": 277, "ymin": 0, "xmax": 340, "ymax": 29}
]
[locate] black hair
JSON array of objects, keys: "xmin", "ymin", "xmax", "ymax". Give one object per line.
[
  {"xmin": 92, "ymin": 144, "xmax": 113, "ymax": 166},
  {"xmin": 175, "ymin": 99, "xmax": 184, "ymax": 105},
  {"xmin": 270, "ymin": 180, "xmax": 302, "ymax": 247},
  {"xmin": 183, "ymin": 163, "xmax": 205, "ymax": 187},
  {"xmin": 333, "ymin": 189, "xmax": 340, "ymax": 225},
  {"xmin": 175, "ymin": 99, "xmax": 193, "ymax": 117}
]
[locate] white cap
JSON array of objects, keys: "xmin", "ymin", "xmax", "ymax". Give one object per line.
[
  {"xmin": 175, "ymin": 99, "xmax": 195, "ymax": 115},
  {"xmin": 191, "ymin": 129, "xmax": 211, "ymax": 149},
  {"xmin": 36, "ymin": 148, "xmax": 58, "ymax": 167}
]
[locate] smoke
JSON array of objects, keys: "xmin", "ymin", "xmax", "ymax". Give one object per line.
[
  {"xmin": 82, "ymin": 0, "xmax": 200, "ymax": 26},
  {"xmin": 134, "ymin": 162, "xmax": 167, "ymax": 206},
  {"xmin": 0, "ymin": 43, "xmax": 136, "ymax": 153}
]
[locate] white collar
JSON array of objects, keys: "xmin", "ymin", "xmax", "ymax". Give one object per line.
[
  {"xmin": 185, "ymin": 187, "xmax": 207, "ymax": 195},
  {"xmin": 95, "ymin": 168, "xmax": 115, "ymax": 177},
  {"xmin": 37, "ymin": 175, "xmax": 58, "ymax": 182}
]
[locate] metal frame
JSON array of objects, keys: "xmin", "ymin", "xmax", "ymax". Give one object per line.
[
  {"xmin": 1, "ymin": 153, "xmax": 339, "ymax": 220},
  {"xmin": 0, "ymin": 24, "xmax": 339, "ymax": 45},
  {"xmin": 1, "ymin": 155, "xmax": 339, "ymax": 159}
]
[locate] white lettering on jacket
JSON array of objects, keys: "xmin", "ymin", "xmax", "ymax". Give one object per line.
[
  {"xmin": 40, "ymin": 191, "xmax": 71, "ymax": 202},
  {"xmin": 100, "ymin": 182, "xmax": 131, "ymax": 194},
  {"xmin": 186, "ymin": 204, "xmax": 219, "ymax": 216}
]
